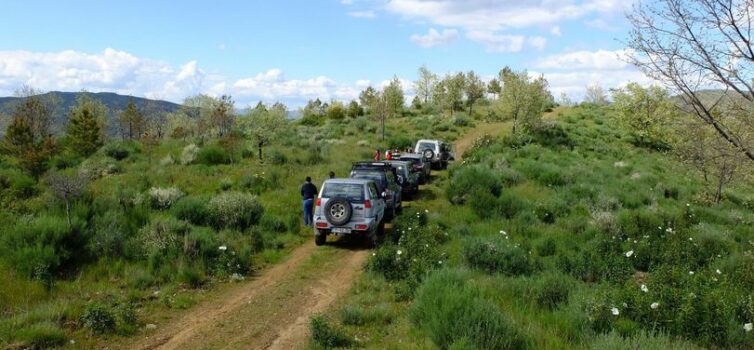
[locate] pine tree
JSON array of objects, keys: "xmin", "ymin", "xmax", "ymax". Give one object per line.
[{"xmin": 67, "ymin": 97, "xmax": 104, "ymax": 156}]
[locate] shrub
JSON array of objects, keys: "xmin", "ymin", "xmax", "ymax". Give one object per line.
[
  {"xmin": 463, "ymin": 237, "xmax": 532, "ymax": 276},
  {"xmin": 90, "ymin": 210, "xmax": 129, "ymax": 257},
  {"xmin": 0, "ymin": 168, "xmax": 37, "ymax": 198},
  {"xmin": 196, "ymin": 145, "xmax": 230, "ymax": 165},
  {"xmin": 177, "ymin": 264, "xmax": 205, "ymax": 288},
  {"xmin": 240, "ymin": 173, "xmax": 271, "ymax": 195},
  {"xmin": 453, "ymin": 115, "xmax": 471, "ymax": 127},
  {"xmin": 138, "ymin": 217, "xmax": 190, "ymax": 255},
  {"xmin": 260, "ymin": 215, "xmax": 287, "ymax": 233},
  {"xmin": 267, "ymin": 148, "xmax": 288, "ymax": 165},
  {"xmin": 339, "ymin": 304, "xmax": 394, "ymax": 326},
  {"xmin": 172, "ymin": 196, "xmax": 208, "ymax": 226},
  {"xmin": 13, "ymin": 322, "xmax": 67, "ymax": 348},
  {"xmin": 310, "ymin": 315, "xmax": 351, "ymax": 348},
  {"xmin": 411, "ymin": 269, "xmax": 528, "ymax": 350},
  {"xmin": 533, "ymin": 273, "xmax": 573, "ymax": 309},
  {"xmin": 81, "ymin": 303, "xmax": 116, "ymax": 334},
  {"xmin": 181, "ymin": 144, "xmax": 200, "ymax": 165},
  {"xmin": 589, "ymin": 331, "xmax": 703, "ymax": 350},
  {"xmin": 468, "ymin": 188, "xmax": 499, "ymax": 218},
  {"xmin": 148, "ymin": 186, "xmax": 184, "ymax": 209},
  {"xmin": 497, "ymin": 192, "xmax": 527, "ymax": 219},
  {"xmin": 103, "ymin": 142, "xmax": 133, "ymax": 160},
  {"xmin": 206, "ymin": 192, "xmax": 264, "ymax": 230},
  {"xmin": 447, "ymin": 165, "xmax": 502, "ymax": 205}
]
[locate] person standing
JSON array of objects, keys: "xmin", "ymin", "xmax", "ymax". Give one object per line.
[
  {"xmin": 301, "ymin": 176, "xmax": 318, "ymax": 227},
  {"xmin": 374, "ymin": 148, "xmax": 381, "ymax": 161},
  {"xmin": 385, "ymin": 148, "xmax": 393, "ymax": 160},
  {"xmin": 328, "ymin": 171, "xmax": 335, "ymax": 179}
]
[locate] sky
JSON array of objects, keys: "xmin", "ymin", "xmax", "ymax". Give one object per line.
[{"xmin": 0, "ymin": 0, "xmax": 651, "ymax": 107}]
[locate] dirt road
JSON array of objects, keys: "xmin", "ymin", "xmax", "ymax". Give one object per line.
[
  {"xmin": 120, "ymin": 240, "xmax": 368, "ymax": 350},
  {"xmin": 115, "ymin": 122, "xmax": 501, "ymax": 350}
]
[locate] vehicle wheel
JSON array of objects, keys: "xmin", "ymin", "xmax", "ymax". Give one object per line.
[
  {"xmin": 324, "ymin": 197, "xmax": 352, "ymax": 226},
  {"xmin": 315, "ymin": 233, "xmax": 326, "ymax": 246},
  {"xmin": 422, "ymin": 149, "xmax": 435, "ymax": 161}
]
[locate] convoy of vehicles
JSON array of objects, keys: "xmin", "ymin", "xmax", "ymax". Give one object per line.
[{"xmin": 314, "ymin": 139, "xmax": 452, "ymax": 246}]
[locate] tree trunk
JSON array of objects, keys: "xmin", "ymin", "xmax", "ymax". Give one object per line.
[
  {"xmin": 64, "ymin": 193, "xmax": 72, "ymax": 229},
  {"xmin": 258, "ymin": 142, "xmax": 263, "ymax": 160}
]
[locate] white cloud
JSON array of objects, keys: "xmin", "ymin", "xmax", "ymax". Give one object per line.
[
  {"xmin": 410, "ymin": 28, "xmax": 459, "ymax": 48},
  {"xmin": 528, "ymin": 36, "xmax": 548, "ymax": 50},
  {"xmin": 465, "ymin": 31, "xmax": 525, "ymax": 53},
  {"xmin": 384, "ymin": 0, "xmax": 630, "ymax": 52},
  {"xmin": 341, "ymin": 0, "xmax": 354, "ymax": 4},
  {"xmin": 535, "ymin": 49, "xmax": 632, "ymax": 70},
  {"xmin": 348, "ymin": 10, "xmax": 376, "ymax": 18},
  {"xmin": 0, "ymin": 48, "xmax": 378, "ymax": 107},
  {"xmin": 551, "ymin": 26, "xmax": 562, "ymax": 36}
]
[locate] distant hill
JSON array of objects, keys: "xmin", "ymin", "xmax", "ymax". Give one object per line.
[{"xmin": 0, "ymin": 91, "xmax": 184, "ymax": 136}]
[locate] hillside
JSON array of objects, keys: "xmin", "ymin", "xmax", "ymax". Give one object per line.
[{"xmin": 0, "ymin": 91, "xmax": 184, "ymax": 136}]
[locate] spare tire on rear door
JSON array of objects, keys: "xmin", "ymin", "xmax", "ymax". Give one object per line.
[
  {"xmin": 422, "ymin": 148, "xmax": 435, "ymax": 160},
  {"xmin": 324, "ymin": 197, "xmax": 352, "ymax": 226}
]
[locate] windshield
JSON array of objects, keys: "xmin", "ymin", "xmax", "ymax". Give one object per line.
[
  {"xmin": 322, "ymin": 183, "xmax": 364, "ymax": 202},
  {"xmin": 350, "ymin": 171, "xmax": 384, "ymax": 184},
  {"xmin": 418, "ymin": 142, "xmax": 436, "ymax": 152}
]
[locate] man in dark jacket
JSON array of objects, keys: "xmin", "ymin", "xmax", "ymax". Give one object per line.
[{"xmin": 301, "ymin": 176, "xmax": 318, "ymax": 227}]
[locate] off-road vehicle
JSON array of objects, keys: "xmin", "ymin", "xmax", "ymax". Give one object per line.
[
  {"xmin": 399, "ymin": 153, "xmax": 431, "ymax": 184},
  {"xmin": 385, "ymin": 160, "xmax": 419, "ymax": 198},
  {"xmin": 349, "ymin": 161, "xmax": 402, "ymax": 219},
  {"xmin": 414, "ymin": 139, "xmax": 454, "ymax": 170},
  {"xmin": 313, "ymin": 178, "xmax": 386, "ymax": 246}
]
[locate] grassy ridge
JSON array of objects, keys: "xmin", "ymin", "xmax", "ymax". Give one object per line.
[{"xmin": 319, "ymin": 106, "xmax": 754, "ymax": 349}]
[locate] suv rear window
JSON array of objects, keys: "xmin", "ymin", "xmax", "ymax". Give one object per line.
[
  {"xmin": 322, "ymin": 183, "xmax": 364, "ymax": 202},
  {"xmin": 418, "ymin": 142, "xmax": 436, "ymax": 152}
]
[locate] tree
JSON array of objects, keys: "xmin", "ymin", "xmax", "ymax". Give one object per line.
[
  {"xmin": 2, "ymin": 100, "xmax": 59, "ymax": 177},
  {"xmin": 118, "ymin": 101, "xmax": 145, "ymax": 140},
  {"xmin": 346, "ymin": 100, "xmax": 363, "ymax": 118},
  {"xmin": 212, "ymin": 95, "xmax": 235, "ymax": 137},
  {"xmin": 46, "ymin": 170, "xmax": 89, "ymax": 228},
  {"xmin": 465, "ymin": 70, "xmax": 486, "ymax": 114},
  {"xmin": 497, "ymin": 67, "xmax": 551, "ymax": 134},
  {"xmin": 611, "ymin": 83, "xmax": 676, "ymax": 147},
  {"xmin": 182, "ymin": 94, "xmax": 218, "ymax": 141},
  {"xmin": 584, "ymin": 84, "xmax": 608, "ymax": 105},
  {"xmin": 67, "ymin": 95, "xmax": 105, "ymax": 156},
  {"xmin": 143, "ymin": 98, "xmax": 168, "ymax": 139},
  {"xmin": 242, "ymin": 102, "xmax": 289, "ymax": 160},
  {"xmin": 326, "ymin": 101, "xmax": 346, "ymax": 120},
  {"xmin": 411, "ymin": 96, "xmax": 423, "ymax": 110},
  {"xmin": 384, "ymin": 77, "xmax": 405, "ymax": 116},
  {"xmin": 558, "ymin": 92, "xmax": 573, "ymax": 107},
  {"xmin": 626, "ymin": 0, "xmax": 754, "ymax": 163},
  {"xmin": 488, "ymin": 78, "xmax": 502, "ymax": 99},
  {"xmin": 359, "ymin": 87, "xmax": 378, "ymax": 115},
  {"xmin": 10, "ymin": 86, "xmax": 59, "ymax": 143},
  {"xmin": 303, "ymin": 98, "xmax": 324, "ymax": 119},
  {"xmin": 415, "ymin": 65, "xmax": 437, "ymax": 105},
  {"xmin": 447, "ymin": 73, "xmax": 466, "ymax": 115}
]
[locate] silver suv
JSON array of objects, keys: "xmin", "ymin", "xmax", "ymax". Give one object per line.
[
  {"xmin": 414, "ymin": 139, "xmax": 454, "ymax": 170},
  {"xmin": 313, "ymin": 178, "xmax": 386, "ymax": 246}
]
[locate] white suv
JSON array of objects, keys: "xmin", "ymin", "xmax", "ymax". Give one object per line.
[
  {"xmin": 313, "ymin": 178, "xmax": 386, "ymax": 246},
  {"xmin": 414, "ymin": 139, "xmax": 454, "ymax": 170}
]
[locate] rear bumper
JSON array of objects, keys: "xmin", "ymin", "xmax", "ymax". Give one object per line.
[{"xmin": 313, "ymin": 217, "xmax": 378, "ymax": 235}]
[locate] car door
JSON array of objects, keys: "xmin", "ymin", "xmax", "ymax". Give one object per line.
[
  {"xmin": 386, "ymin": 171, "xmax": 401, "ymax": 207},
  {"xmin": 368, "ymin": 182, "xmax": 384, "ymax": 222}
]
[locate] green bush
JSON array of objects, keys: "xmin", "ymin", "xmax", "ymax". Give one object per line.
[
  {"xmin": 463, "ymin": 237, "xmax": 532, "ymax": 276},
  {"xmin": 13, "ymin": 322, "xmax": 67, "ymax": 348},
  {"xmin": 138, "ymin": 217, "xmax": 190, "ymax": 256},
  {"xmin": 267, "ymin": 148, "xmax": 288, "ymax": 165},
  {"xmin": 0, "ymin": 168, "xmax": 37, "ymax": 198},
  {"xmin": 103, "ymin": 142, "xmax": 136, "ymax": 161},
  {"xmin": 447, "ymin": 165, "xmax": 502, "ymax": 205},
  {"xmin": 310, "ymin": 315, "xmax": 351, "ymax": 348},
  {"xmin": 81, "ymin": 303, "xmax": 116, "ymax": 334},
  {"xmin": 206, "ymin": 192, "xmax": 264, "ymax": 230},
  {"xmin": 497, "ymin": 192, "xmax": 528, "ymax": 219},
  {"xmin": 172, "ymin": 196, "xmax": 208, "ymax": 226},
  {"xmin": 533, "ymin": 273, "xmax": 573, "ymax": 309},
  {"xmin": 411, "ymin": 269, "xmax": 528, "ymax": 350},
  {"xmin": 177, "ymin": 263, "xmax": 205, "ymax": 288},
  {"xmin": 589, "ymin": 331, "xmax": 703, "ymax": 350},
  {"xmin": 339, "ymin": 304, "xmax": 394, "ymax": 326},
  {"xmin": 239, "ymin": 173, "xmax": 271, "ymax": 195},
  {"xmin": 196, "ymin": 145, "xmax": 230, "ymax": 165}
]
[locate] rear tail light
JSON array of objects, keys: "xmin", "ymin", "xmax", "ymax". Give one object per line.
[
  {"xmin": 315, "ymin": 198, "xmax": 321, "ymax": 206},
  {"xmin": 315, "ymin": 222, "xmax": 328, "ymax": 228},
  {"xmin": 364, "ymin": 200, "xmax": 372, "ymax": 208},
  {"xmin": 355, "ymin": 224, "xmax": 368, "ymax": 230}
]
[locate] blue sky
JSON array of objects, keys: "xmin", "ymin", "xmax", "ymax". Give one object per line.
[{"xmin": 0, "ymin": 0, "xmax": 647, "ymax": 107}]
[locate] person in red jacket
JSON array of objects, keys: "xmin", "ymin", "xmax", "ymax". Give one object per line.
[
  {"xmin": 373, "ymin": 148, "xmax": 381, "ymax": 160},
  {"xmin": 385, "ymin": 148, "xmax": 393, "ymax": 160}
]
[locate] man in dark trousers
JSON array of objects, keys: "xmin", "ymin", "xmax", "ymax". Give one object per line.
[
  {"xmin": 301, "ymin": 176, "xmax": 318, "ymax": 227},
  {"xmin": 329, "ymin": 171, "xmax": 335, "ymax": 179}
]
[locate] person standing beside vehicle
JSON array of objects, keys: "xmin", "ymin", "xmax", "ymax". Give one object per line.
[
  {"xmin": 301, "ymin": 176, "xmax": 318, "ymax": 227},
  {"xmin": 385, "ymin": 148, "xmax": 393, "ymax": 160},
  {"xmin": 374, "ymin": 148, "xmax": 381, "ymax": 161},
  {"xmin": 329, "ymin": 171, "xmax": 335, "ymax": 179}
]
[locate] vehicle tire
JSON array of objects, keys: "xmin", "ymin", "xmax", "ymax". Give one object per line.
[
  {"xmin": 324, "ymin": 197, "xmax": 352, "ymax": 226},
  {"xmin": 422, "ymin": 149, "xmax": 435, "ymax": 161},
  {"xmin": 315, "ymin": 232, "xmax": 326, "ymax": 246}
]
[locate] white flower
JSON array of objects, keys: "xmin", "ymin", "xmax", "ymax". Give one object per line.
[
  {"xmin": 689, "ymin": 271, "xmax": 695, "ymax": 275},
  {"xmin": 686, "ymin": 203, "xmax": 690, "ymax": 207},
  {"xmin": 688, "ymin": 237, "xmax": 693, "ymax": 241},
  {"xmin": 651, "ymin": 302, "xmax": 659, "ymax": 309},
  {"xmin": 641, "ymin": 284, "xmax": 648, "ymax": 293},
  {"xmin": 218, "ymin": 245, "xmax": 227, "ymax": 251},
  {"xmin": 396, "ymin": 250, "xmax": 403, "ymax": 255},
  {"xmin": 408, "ymin": 227, "xmax": 412, "ymax": 231},
  {"xmin": 611, "ymin": 307, "xmax": 620, "ymax": 316},
  {"xmin": 745, "ymin": 323, "xmax": 753, "ymax": 332},
  {"xmin": 372, "ymin": 252, "xmax": 376, "ymax": 256},
  {"xmin": 625, "ymin": 250, "xmax": 634, "ymax": 258},
  {"xmin": 438, "ymin": 261, "xmax": 443, "ymax": 264},
  {"xmin": 424, "ymin": 209, "xmax": 429, "ymax": 213},
  {"xmin": 716, "ymin": 269, "xmax": 722, "ymax": 275}
]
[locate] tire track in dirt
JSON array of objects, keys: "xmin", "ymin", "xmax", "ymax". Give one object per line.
[{"xmin": 121, "ymin": 241, "xmax": 368, "ymax": 350}]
